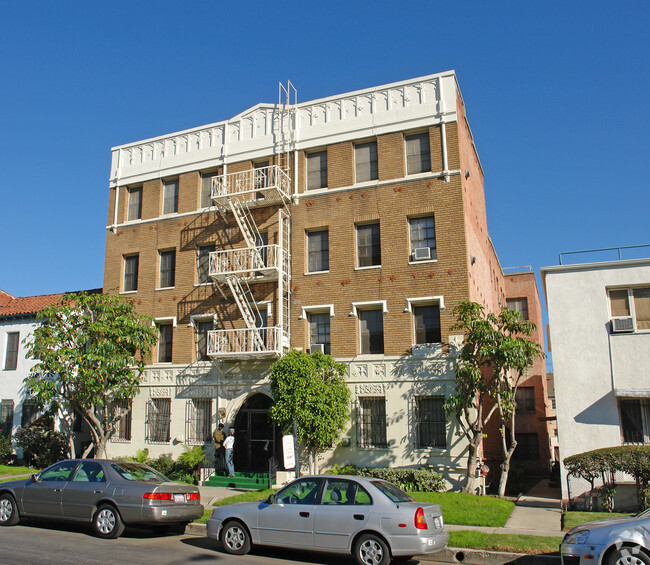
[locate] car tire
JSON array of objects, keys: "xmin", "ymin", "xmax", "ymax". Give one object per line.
[
  {"xmin": 606, "ymin": 547, "xmax": 650, "ymax": 565},
  {"xmin": 354, "ymin": 533, "xmax": 391, "ymax": 565},
  {"xmin": 92, "ymin": 504, "xmax": 125, "ymax": 539},
  {"xmin": 220, "ymin": 519, "xmax": 251, "ymax": 555},
  {"xmin": 0, "ymin": 493, "xmax": 19, "ymax": 526}
]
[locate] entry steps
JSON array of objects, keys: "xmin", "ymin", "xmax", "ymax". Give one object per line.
[{"xmin": 204, "ymin": 470, "xmax": 271, "ymax": 490}]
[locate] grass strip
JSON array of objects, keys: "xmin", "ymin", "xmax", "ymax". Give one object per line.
[
  {"xmin": 563, "ymin": 511, "xmax": 631, "ymax": 531},
  {"xmin": 408, "ymin": 491, "xmax": 515, "ymax": 527},
  {"xmin": 0, "ymin": 465, "xmax": 37, "ymax": 477},
  {"xmin": 449, "ymin": 531, "xmax": 562, "ymax": 555}
]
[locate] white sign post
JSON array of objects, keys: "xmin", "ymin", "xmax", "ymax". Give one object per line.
[{"xmin": 282, "ymin": 434, "xmax": 295, "ymax": 470}]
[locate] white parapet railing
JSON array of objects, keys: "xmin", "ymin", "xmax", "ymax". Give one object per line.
[
  {"xmin": 209, "ymin": 245, "xmax": 282, "ymax": 279},
  {"xmin": 207, "ymin": 326, "xmax": 287, "ymax": 357},
  {"xmin": 212, "ymin": 165, "xmax": 291, "ymax": 202}
]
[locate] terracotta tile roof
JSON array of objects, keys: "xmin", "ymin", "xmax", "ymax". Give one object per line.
[
  {"xmin": 0, "ymin": 292, "xmax": 66, "ymax": 319},
  {"xmin": 0, "ymin": 289, "xmax": 14, "ymax": 308}
]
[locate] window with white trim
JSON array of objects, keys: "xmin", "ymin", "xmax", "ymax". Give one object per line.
[
  {"xmin": 619, "ymin": 398, "xmax": 650, "ymax": 444},
  {"xmin": 200, "ymin": 171, "xmax": 219, "ymax": 208},
  {"xmin": 197, "ymin": 244, "xmax": 215, "ymax": 285},
  {"xmin": 146, "ymin": 398, "xmax": 171, "ymax": 443},
  {"xmin": 413, "ymin": 304, "xmax": 441, "ymax": 344},
  {"xmin": 159, "ymin": 250, "xmax": 176, "ymax": 288},
  {"xmin": 186, "ymin": 398, "xmax": 212, "ymax": 444},
  {"xmin": 195, "ymin": 319, "xmax": 214, "ymax": 361},
  {"xmin": 4, "ymin": 332, "xmax": 19, "ymax": 370},
  {"xmin": 157, "ymin": 323, "xmax": 173, "ymax": 363},
  {"xmin": 307, "ymin": 150, "xmax": 327, "ymax": 190},
  {"xmin": 123, "ymin": 254, "xmax": 139, "ymax": 292},
  {"xmin": 358, "ymin": 397, "xmax": 387, "ymax": 448},
  {"xmin": 356, "ymin": 223, "xmax": 381, "ymax": 268},
  {"xmin": 409, "ymin": 216, "xmax": 437, "ymax": 261},
  {"xmin": 309, "ymin": 312, "xmax": 330, "ymax": 355},
  {"xmin": 162, "ymin": 179, "xmax": 179, "ymax": 214},
  {"xmin": 507, "ymin": 297, "xmax": 529, "ymax": 320},
  {"xmin": 405, "ymin": 132, "xmax": 431, "ymax": 174},
  {"xmin": 355, "ymin": 141, "xmax": 378, "ymax": 183},
  {"xmin": 307, "ymin": 229, "xmax": 329, "ymax": 272},
  {"xmin": 359, "ymin": 308, "xmax": 384, "ymax": 355},
  {"xmin": 127, "ymin": 186, "xmax": 142, "ymax": 221},
  {"xmin": 610, "ymin": 287, "xmax": 650, "ymax": 331}
]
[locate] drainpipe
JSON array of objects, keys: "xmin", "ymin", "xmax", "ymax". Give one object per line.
[
  {"xmin": 112, "ymin": 148, "xmax": 121, "ymax": 233},
  {"xmin": 441, "ymin": 122, "xmax": 450, "ymax": 183}
]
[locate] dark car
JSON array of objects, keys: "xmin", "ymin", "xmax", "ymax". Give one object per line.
[
  {"xmin": 207, "ymin": 474, "xmax": 448, "ymax": 565},
  {"xmin": 0, "ymin": 459, "xmax": 204, "ymax": 538}
]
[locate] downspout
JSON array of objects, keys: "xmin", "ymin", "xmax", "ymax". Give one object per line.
[
  {"xmin": 441, "ymin": 121, "xmax": 450, "ymax": 183},
  {"xmin": 112, "ymin": 148, "xmax": 122, "ymax": 233}
]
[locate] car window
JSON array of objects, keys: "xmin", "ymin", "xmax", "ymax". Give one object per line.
[
  {"xmin": 71, "ymin": 461, "xmax": 105, "ymax": 483},
  {"xmin": 323, "ymin": 479, "xmax": 372, "ymax": 506},
  {"xmin": 39, "ymin": 461, "xmax": 78, "ymax": 482},
  {"xmin": 276, "ymin": 479, "xmax": 322, "ymax": 505},
  {"xmin": 110, "ymin": 462, "xmax": 169, "ymax": 483},
  {"xmin": 370, "ymin": 479, "xmax": 414, "ymax": 503}
]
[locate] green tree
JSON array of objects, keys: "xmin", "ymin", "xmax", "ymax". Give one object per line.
[
  {"xmin": 445, "ymin": 301, "xmax": 544, "ymax": 495},
  {"xmin": 24, "ymin": 292, "xmax": 158, "ymax": 459},
  {"xmin": 270, "ymin": 349, "xmax": 351, "ymax": 474}
]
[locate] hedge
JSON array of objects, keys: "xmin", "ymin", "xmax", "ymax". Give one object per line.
[{"xmin": 327, "ymin": 464, "xmax": 445, "ymax": 492}]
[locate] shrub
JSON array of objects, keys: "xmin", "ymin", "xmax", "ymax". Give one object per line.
[
  {"xmin": 14, "ymin": 426, "xmax": 66, "ymax": 468},
  {"xmin": 0, "ymin": 434, "xmax": 13, "ymax": 464},
  {"xmin": 327, "ymin": 465, "xmax": 445, "ymax": 492},
  {"xmin": 128, "ymin": 447, "xmax": 206, "ymax": 485}
]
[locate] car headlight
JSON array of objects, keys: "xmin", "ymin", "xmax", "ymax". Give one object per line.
[{"xmin": 564, "ymin": 530, "xmax": 590, "ymax": 544}]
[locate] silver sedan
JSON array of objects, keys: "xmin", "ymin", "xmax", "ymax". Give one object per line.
[
  {"xmin": 0, "ymin": 459, "xmax": 204, "ymax": 538},
  {"xmin": 207, "ymin": 474, "xmax": 448, "ymax": 565},
  {"xmin": 561, "ymin": 509, "xmax": 650, "ymax": 565}
]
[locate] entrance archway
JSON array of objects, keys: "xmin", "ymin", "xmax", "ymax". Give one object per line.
[{"xmin": 233, "ymin": 393, "xmax": 282, "ymax": 473}]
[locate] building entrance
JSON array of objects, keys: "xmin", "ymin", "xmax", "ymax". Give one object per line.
[{"xmin": 233, "ymin": 394, "xmax": 282, "ymax": 473}]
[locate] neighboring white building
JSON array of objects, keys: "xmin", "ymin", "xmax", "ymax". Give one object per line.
[
  {"xmin": 542, "ymin": 253, "xmax": 650, "ymax": 506},
  {"xmin": 0, "ymin": 291, "xmax": 65, "ymax": 440}
]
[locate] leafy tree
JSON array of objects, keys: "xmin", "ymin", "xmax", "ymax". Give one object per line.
[
  {"xmin": 445, "ymin": 301, "xmax": 544, "ymax": 495},
  {"xmin": 270, "ymin": 350, "xmax": 351, "ymax": 474},
  {"xmin": 24, "ymin": 292, "xmax": 158, "ymax": 459}
]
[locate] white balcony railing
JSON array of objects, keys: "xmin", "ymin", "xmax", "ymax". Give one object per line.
[
  {"xmin": 207, "ymin": 327, "xmax": 288, "ymax": 357},
  {"xmin": 209, "ymin": 245, "xmax": 282, "ymax": 280},
  {"xmin": 212, "ymin": 165, "xmax": 291, "ymax": 202}
]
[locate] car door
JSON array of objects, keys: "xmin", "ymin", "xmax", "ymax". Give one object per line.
[
  {"xmin": 21, "ymin": 460, "xmax": 78, "ymax": 517},
  {"xmin": 313, "ymin": 479, "xmax": 371, "ymax": 550},
  {"xmin": 258, "ymin": 478, "xmax": 322, "ymax": 548},
  {"xmin": 62, "ymin": 461, "xmax": 108, "ymax": 520}
]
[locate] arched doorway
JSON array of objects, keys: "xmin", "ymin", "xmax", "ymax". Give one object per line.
[{"xmin": 233, "ymin": 393, "xmax": 282, "ymax": 473}]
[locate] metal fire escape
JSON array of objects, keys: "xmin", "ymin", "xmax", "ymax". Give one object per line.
[{"xmin": 207, "ymin": 82, "xmax": 296, "ymax": 359}]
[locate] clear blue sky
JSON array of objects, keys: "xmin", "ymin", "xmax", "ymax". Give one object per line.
[{"xmin": 2, "ymin": 2, "xmax": 648, "ymax": 316}]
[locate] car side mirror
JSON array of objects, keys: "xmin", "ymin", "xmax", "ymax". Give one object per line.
[
  {"xmin": 266, "ymin": 493, "xmax": 276, "ymax": 504},
  {"xmin": 29, "ymin": 474, "xmax": 39, "ymax": 483}
]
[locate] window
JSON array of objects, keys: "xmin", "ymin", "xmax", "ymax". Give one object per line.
[
  {"xmin": 507, "ymin": 298, "xmax": 529, "ymax": 320},
  {"xmin": 359, "ymin": 309, "xmax": 384, "ymax": 354},
  {"xmin": 163, "ymin": 179, "xmax": 179, "ymax": 214},
  {"xmin": 4, "ymin": 332, "xmax": 19, "ymax": 370},
  {"xmin": 159, "ymin": 250, "xmax": 176, "ymax": 288},
  {"xmin": 358, "ymin": 397, "xmax": 387, "ymax": 448},
  {"xmin": 409, "ymin": 216, "xmax": 437, "ymax": 261},
  {"xmin": 514, "ymin": 433, "xmax": 539, "ymax": 460},
  {"xmin": 200, "ymin": 172, "xmax": 217, "ymax": 208},
  {"xmin": 158, "ymin": 323, "xmax": 173, "ymax": 363},
  {"xmin": 515, "ymin": 387, "xmax": 535, "ymax": 412},
  {"xmin": 610, "ymin": 287, "xmax": 650, "ymax": 330},
  {"xmin": 357, "ymin": 223, "xmax": 381, "ymax": 267},
  {"xmin": 355, "ymin": 141, "xmax": 378, "ymax": 183},
  {"xmin": 309, "ymin": 312, "xmax": 330, "ymax": 354},
  {"xmin": 413, "ymin": 305, "xmax": 441, "ymax": 344},
  {"xmin": 416, "ymin": 396, "xmax": 446, "ymax": 448},
  {"xmin": 127, "ymin": 186, "xmax": 142, "ymax": 221},
  {"xmin": 71, "ymin": 461, "xmax": 105, "ymax": 482},
  {"xmin": 307, "ymin": 230, "xmax": 329, "ymax": 272},
  {"xmin": 39, "ymin": 460, "xmax": 77, "ymax": 482},
  {"xmin": 0, "ymin": 400, "xmax": 14, "ymax": 437},
  {"xmin": 254, "ymin": 307, "xmax": 268, "ymax": 348},
  {"xmin": 186, "ymin": 398, "xmax": 212, "ymax": 444},
  {"xmin": 196, "ymin": 320, "xmax": 214, "ymax": 361},
  {"xmin": 146, "ymin": 398, "xmax": 171, "ymax": 443},
  {"xmin": 123, "ymin": 255, "xmax": 139, "ymax": 292},
  {"xmin": 254, "ymin": 161, "xmax": 269, "ymax": 199},
  {"xmin": 276, "ymin": 478, "xmax": 322, "ymax": 505},
  {"xmin": 21, "ymin": 400, "xmax": 38, "ymax": 428},
  {"xmin": 619, "ymin": 398, "xmax": 650, "ymax": 444},
  {"xmin": 323, "ymin": 478, "xmax": 371, "ymax": 505},
  {"xmin": 307, "ymin": 150, "xmax": 327, "ymax": 190},
  {"xmin": 112, "ymin": 399, "xmax": 132, "ymax": 441},
  {"xmin": 405, "ymin": 132, "xmax": 431, "ymax": 174},
  {"xmin": 197, "ymin": 244, "xmax": 215, "ymax": 285}
]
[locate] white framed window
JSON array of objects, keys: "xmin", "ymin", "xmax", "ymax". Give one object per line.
[
  {"xmin": 146, "ymin": 398, "xmax": 171, "ymax": 443},
  {"xmin": 200, "ymin": 171, "xmax": 218, "ymax": 208},
  {"xmin": 191, "ymin": 315, "xmax": 216, "ymax": 361},
  {"xmin": 409, "ymin": 216, "xmax": 437, "ymax": 261},
  {"xmin": 356, "ymin": 223, "xmax": 381, "ymax": 268},
  {"xmin": 307, "ymin": 150, "xmax": 327, "ymax": 190},
  {"xmin": 619, "ymin": 397, "xmax": 650, "ymax": 444},
  {"xmin": 4, "ymin": 332, "xmax": 19, "ymax": 370},
  {"xmin": 405, "ymin": 132, "xmax": 431, "ymax": 175},
  {"xmin": 351, "ymin": 301, "xmax": 386, "ymax": 356},
  {"xmin": 609, "ymin": 287, "xmax": 650, "ymax": 331},
  {"xmin": 197, "ymin": 244, "xmax": 215, "ymax": 285},
  {"xmin": 154, "ymin": 317, "xmax": 176, "ymax": 363},
  {"xmin": 162, "ymin": 179, "xmax": 179, "ymax": 214},
  {"xmin": 186, "ymin": 398, "xmax": 213, "ymax": 444},
  {"xmin": 127, "ymin": 186, "xmax": 142, "ymax": 221},
  {"xmin": 355, "ymin": 141, "xmax": 378, "ymax": 183},
  {"xmin": 307, "ymin": 229, "xmax": 329, "ymax": 273},
  {"xmin": 159, "ymin": 249, "xmax": 176, "ymax": 289},
  {"xmin": 123, "ymin": 254, "xmax": 139, "ymax": 292}
]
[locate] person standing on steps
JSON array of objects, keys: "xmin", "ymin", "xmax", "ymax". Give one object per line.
[
  {"xmin": 213, "ymin": 423, "xmax": 225, "ymax": 470},
  {"xmin": 223, "ymin": 428, "xmax": 235, "ymax": 477}
]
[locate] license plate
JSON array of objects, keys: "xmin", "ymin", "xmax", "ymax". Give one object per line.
[{"xmin": 173, "ymin": 494, "xmax": 186, "ymax": 503}]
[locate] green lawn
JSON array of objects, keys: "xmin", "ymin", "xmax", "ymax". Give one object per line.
[
  {"xmin": 563, "ymin": 511, "xmax": 632, "ymax": 531},
  {"xmin": 0, "ymin": 465, "xmax": 36, "ymax": 478},
  {"xmin": 408, "ymin": 491, "xmax": 515, "ymax": 527},
  {"xmin": 449, "ymin": 531, "xmax": 562, "ymax": 555}
]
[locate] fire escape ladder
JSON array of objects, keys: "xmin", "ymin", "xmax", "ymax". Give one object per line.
[
  {"xmin": 229, "ymin": 198, "xmax": 265, "ymax": 271},
  {"xmin": 225, "ymin": 275, "xmax": 266, "ymax": 351}
]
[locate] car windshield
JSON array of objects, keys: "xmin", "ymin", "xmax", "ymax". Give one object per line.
[
  {"xmin": 111, "ymin": 462, "xmax": 169, "ymax": 483},
  {"xmin": 370, "ymin": 479, "xmax": 414, "ymax": 503},
  {"xmin": 635, "ymin": 508, "xmax": 650, "ymax": 518}
]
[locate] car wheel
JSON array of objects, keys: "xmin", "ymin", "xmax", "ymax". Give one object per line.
[
  {"xmin": 354, "ymin": 533, "xmax": 391, "ymax": 565},
  {"xmin": 606, "ymin": 547, "xmax": 650, "ymax": 565},
  {"xmin": 220, "ymin": 520, "xmax": 251, "ymax": 555},
  {"xmin": 0, "ymin": 494, "xmax": 19, "ymax": 526},
  {"xmin": 92, "ymin": 504, "xmax": 125, "ymax": 539}
]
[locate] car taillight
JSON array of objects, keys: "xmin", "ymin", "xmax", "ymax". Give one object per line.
[
  {"xmin": 143, "ymin": 492, "xmax": 173, "ymax": 500},
  {"xmin": 414, "ymin": 507, "xmax": 428, "ymax": 530},
  {"xmin": 187, "ymin": 492, "xmax": 200, "ymax": 501}
]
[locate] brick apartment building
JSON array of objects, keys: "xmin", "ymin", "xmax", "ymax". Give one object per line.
[{"xmin": 102, "ymin": 71, "xmax": 550, "ymax": 487}]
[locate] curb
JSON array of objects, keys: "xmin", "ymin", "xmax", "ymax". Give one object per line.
[{"xmin": 185, "ymin": 523, "xmax": 561, "ymax": 565}]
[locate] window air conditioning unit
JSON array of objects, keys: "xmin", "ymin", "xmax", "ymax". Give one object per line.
[
  {"xmin": 611, "ymin": 316, "xmax": 635, "ymax": 333},
  {"xmin": 413, "ymin": 247, "xmax": 431, "ymax": 261},
  {"xmin": 310, "ymin": 343, "xmax": 325, "ymax": 354}
]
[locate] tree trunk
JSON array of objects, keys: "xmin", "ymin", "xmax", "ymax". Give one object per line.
[{"xmin": 462, "ymin": 434, "xmax": 482, "ymax": 494}]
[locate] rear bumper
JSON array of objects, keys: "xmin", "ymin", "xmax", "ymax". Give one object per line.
[
  {"xmin": 206, "ymin": 517, "xmax": 222, "ymax": 540},
  {"xmin": 389, "ymin": 529, "xmax": 449, "ymax": 557},
  {"xmin": 140, "ymin": 504, "xmax": 204, "ymax": 524}
]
